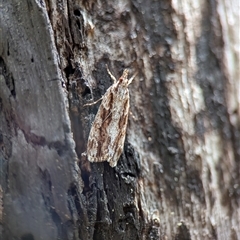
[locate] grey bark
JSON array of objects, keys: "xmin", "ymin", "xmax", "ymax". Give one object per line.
[{"xmin": 0, "ymin": 0, "xmax": 239, "ymax": 240}]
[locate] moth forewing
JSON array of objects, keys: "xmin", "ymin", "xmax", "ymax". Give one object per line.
[
  {"xmin": 108, "ymin": 96, "xmax": 130, "ymax": 167},
  {"xmin": 86, "ymin": 68, "xmax": 135, "ymax": 167}
]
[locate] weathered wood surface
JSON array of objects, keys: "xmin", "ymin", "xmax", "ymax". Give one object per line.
[{"xmin": 0, "ymin": 0, "xmax": 239, "ymax": 239}]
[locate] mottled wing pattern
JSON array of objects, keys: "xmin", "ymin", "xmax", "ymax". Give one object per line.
[{"xmin": 87, "ymin": 82, "xmax": 130, "ymax": 167}]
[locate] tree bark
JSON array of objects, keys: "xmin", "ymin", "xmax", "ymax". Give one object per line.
[{"xmin": 0, "ymin": 0, "xmax": 239, "ymax": 240}]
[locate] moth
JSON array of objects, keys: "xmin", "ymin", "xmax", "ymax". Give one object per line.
[{"xmin": 86, "ymin": 66, "xmax": 136, "ymax": 167}]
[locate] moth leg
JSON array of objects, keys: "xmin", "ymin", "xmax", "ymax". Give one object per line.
[
  {"xmin": 106, "ymin": 64, "xmax": 117, "ymax": 83},
  {"xmin": 84, "ymin": 97, "xmax": 103, "ymax": 107}
]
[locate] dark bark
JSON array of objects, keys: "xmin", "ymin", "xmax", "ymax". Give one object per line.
[{"xmin": 0, "ymin": 0, "xmax": 239, "ymax": 240}]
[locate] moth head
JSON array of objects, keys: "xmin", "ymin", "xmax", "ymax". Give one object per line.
[{"xmin": 119, "ymin": 69, "xmax": 130, "ymax": 87}]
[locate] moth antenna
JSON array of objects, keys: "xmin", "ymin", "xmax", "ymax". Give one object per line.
[
  {"xmin": 106, "ymin": 64, "xmax": 117, "ymax": 83},
  {"xmin": 128, "ymin": 72, "xmax": 137, "ymax": 85}
]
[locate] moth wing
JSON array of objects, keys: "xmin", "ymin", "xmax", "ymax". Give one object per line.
[
  {"xmin": 108, "ymin": 103, "xmax": 129, "ymax": 167},
  {"xmin": 87, "ymin": 88, "xmax": 114, "ymax": 163},
  {"xmin": 107, "ymin": 94, "xmax": 130, "ymax": 167},
  {"xmin": 87, "ymin": 84, "xmax": 130, "ymax": 167}
]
